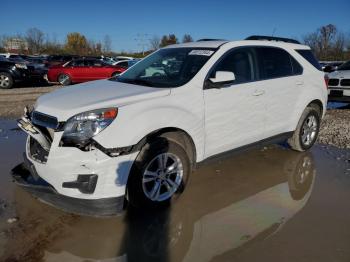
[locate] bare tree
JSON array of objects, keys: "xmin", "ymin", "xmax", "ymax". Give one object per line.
[
  {"xmin": 103, "ymin": 35, "xmax": 112, "ymax": 54},
  {"xmin": 149, "ymin": 35, "xmax": 161, "ymax": 50},
  {"xmin": 26, "ymin": 27, "xmax": 45, "ymax": 54},
  {"xmin": 303, "ymin": 24, "xmax": 349, "ymax": 60}
]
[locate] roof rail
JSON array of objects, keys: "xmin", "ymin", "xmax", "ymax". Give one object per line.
[
  {"xmin": 197, "ymin": 38, "xmax": 226, "ymax": 42},
  {"xmin": 245, "ymin": 35, "xmax": 300, "ymax": 44}
]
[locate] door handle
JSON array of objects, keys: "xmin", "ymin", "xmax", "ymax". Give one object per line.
[
  {"xmin": 296, "ymin": 80, "xmax": 304, "ymax": 85},
  {"xmin": 253, "ymin": 90, "xmax": 265, "ymax": 96}
]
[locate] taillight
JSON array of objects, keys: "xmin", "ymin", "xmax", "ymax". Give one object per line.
[{"xmin": 324, "ymin": 74, "xmax": 329, "ymax": 89}]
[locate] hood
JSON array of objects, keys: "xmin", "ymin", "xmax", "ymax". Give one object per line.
[
  {"xmin": 328, "ymin": 70, "xmax": 350, "ymax": 78},
  {"xmin": 35, "ymin": 79, "xmax": 171, "ymax": 121}
]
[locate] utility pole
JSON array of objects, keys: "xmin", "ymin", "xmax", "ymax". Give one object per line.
[{"xmin": 134, "ymin": 33, "xmax": 150, "ymax": 56}]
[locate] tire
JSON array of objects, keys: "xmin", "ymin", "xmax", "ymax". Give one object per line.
[
  {"xmin": 57, "ymin": 74, "xmax": 71, "ymax": 86},
  {"xmin": 127, "ymin": 137, "xmax": 191, "ymax": 209},
  {"xmin": 288, "ymin": 106, "xmax": 321, "ymax": 152},
  {"xmin": 0, "ymin": 72, "xmax": 14, "ymax": 89}
]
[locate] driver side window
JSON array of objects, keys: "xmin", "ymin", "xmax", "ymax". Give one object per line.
[{"xmin": 213, "ymin": 48, "xmax": 255, "ymax": 84}]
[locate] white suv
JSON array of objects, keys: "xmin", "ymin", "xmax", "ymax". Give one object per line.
[
  {"xmin": 14, "ymin": 36, "xmax": 327, "ymax": 216},
  {"xmin": 327, "ymin": 60, "xmax": 350, "ymax": 102}
]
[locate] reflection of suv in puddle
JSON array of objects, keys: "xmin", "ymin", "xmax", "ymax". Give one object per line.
[{"xmin": 14, "ymin": 36, "xmax": 327, "ymax": 215}]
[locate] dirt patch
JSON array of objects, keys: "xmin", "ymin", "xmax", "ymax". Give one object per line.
[{"xmin": 0, "ymin": 85, "xmax": 61, "ymax": 119}]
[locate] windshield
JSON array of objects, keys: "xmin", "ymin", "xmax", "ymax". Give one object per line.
[
  {"xmin": 338, "ymin": 61, "xmax": 350, "ymax": 71},
  {"xmin": 114, "ymin": 48, "xmax": 216, "ymax": 87}
]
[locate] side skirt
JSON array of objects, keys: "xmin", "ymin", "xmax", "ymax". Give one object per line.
[{"xmin": 197, "ymin": 131, "xmax": 294, "ymax": 167}]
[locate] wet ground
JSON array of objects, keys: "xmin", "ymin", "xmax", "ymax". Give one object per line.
[{"xmin": 0, "ymin": 120, "xmax": 350, "ymax": 262}]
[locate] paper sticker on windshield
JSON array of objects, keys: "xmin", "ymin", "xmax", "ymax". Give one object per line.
[{"xmin": 189, "ymin": 50, "xmax": 214, "ymax": 56}]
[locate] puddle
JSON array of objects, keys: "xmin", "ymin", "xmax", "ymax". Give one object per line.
[{"xmin": 0, "ymin": 120, "xmax": 349, "ymax": 261}]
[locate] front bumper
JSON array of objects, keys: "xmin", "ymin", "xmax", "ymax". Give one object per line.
[
  {"xmin": 328, "ymin": 88, "xmax": 350, "ymax": 102},
  {"xmin": 16, "ymin": 114, "xmax": 140, "ymax": 216},
  {"xmin": 11, "ymin": 160, "xmax": 125, "ymax": 217}
]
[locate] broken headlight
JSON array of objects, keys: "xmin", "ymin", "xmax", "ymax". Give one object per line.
[{"xmin": 61, "ymin": 108, "xmax": 118, "ymax": 146}]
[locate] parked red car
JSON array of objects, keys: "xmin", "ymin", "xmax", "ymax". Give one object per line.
[{"xmin": 47, "ymin": 58, "xmax": 126, "ymax": 85}]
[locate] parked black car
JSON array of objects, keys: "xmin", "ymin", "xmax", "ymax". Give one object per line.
[{"xmin": 0, "ymin": 56, "xmax": 46, "ymax": 89}]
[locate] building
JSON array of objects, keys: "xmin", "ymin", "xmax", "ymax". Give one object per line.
[{"xmin": 4, "ymin": 38, "xmax": 29, "ymax": 53}]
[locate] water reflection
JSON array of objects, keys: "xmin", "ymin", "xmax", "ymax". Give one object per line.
[{"xmin": 3, "ymin": 146, "xmax": 316, "ymax": 262}]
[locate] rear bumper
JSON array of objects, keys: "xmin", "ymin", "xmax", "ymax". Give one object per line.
[{"xmin": 11, "ymin": 161, "xmax": 125, "ymax": 217}]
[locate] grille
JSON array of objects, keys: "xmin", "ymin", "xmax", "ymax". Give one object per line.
[
  {"xmin": 340, "ymin": 79, "xmax": 350, "ymax": 87},
  {"xmin": 31, "ymin": 111, "xmax": 59, "ymax": 129},
  {"xmin": 328, "ymin": 79, "xmax": 339, "ymax": 86}
]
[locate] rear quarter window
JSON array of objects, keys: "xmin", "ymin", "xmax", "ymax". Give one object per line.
[
  {"xmin": 296, "ymin": 49, "xmax": 322, "ymax": 71},
  {"xmin": 256, "ymin": 47, "xmax": 293, "ymax": 79}
]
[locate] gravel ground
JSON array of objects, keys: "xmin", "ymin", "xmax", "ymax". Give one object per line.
[
  {"xmin": 318, "ymin": 107, "xmax": 350, "ymax": 149},
  {"xmin": 0, "ymin": 85, "xmax": 349, "ymax": 148}
]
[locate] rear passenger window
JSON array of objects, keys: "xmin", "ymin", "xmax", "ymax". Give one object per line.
[
  {"xmin": 257, "ymin": 47, "xmax": 293, "ymax": 79},
  {"xmin": 213, "ymin": 48, "xmax": 255, "ymax": 84}
]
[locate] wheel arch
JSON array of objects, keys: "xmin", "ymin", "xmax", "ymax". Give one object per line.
[
  {"xmin": 57, "ymin": 71, "xmax": 72, "ymax": 83},
  {"xmin": 134, "ymin": 127, "xmax": 197, "ymax": 168},
  {"xmin": 307, "ymin": 99, "xmax": 324, "ymax": 116}
]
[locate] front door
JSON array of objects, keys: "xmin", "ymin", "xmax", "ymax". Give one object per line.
[{"xmin": 204, "ymin": 47, "xmax": 266, "ymax": 158}]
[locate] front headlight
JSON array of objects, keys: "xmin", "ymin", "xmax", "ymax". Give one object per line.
[
  {"xmin": 15, "ymin": 63, "xmax": 27, "ymax": 69},
  {"xmin": 62, "ymin": 108, "xmax": 118, "ymax": 146}
]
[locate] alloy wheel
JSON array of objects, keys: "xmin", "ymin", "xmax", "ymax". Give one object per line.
[
  {"xmin": 142, "ymin": 153, "xmax": 183, "ymax": 202},
  {"xmin": 0, "ymin": 75, "xmax": 10, "ymax": 88},
  {"xmin": 301, "ymin": 115, "xmax": 318, "ymax": 146}
]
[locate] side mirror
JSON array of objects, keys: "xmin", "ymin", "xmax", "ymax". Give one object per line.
[{"xmin": 205, "ymin": 71, "xmax": 235, "ymax": 89}]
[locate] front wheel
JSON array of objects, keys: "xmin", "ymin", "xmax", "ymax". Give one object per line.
[
  {"xmin": 127, "ymin": 138, "xmax": 191, "ymax": 209},
  {"xmin": 288, "ymin": 106, "xmax": 321, "ymax": 151},
  {"xmin": 57, "ymin": 73, "xmax": 71, "ymax": 86}
]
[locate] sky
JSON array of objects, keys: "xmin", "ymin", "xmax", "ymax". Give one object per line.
[{"xmin": 1, "ymin": 0, "xmax": 349, "ymax": 52}]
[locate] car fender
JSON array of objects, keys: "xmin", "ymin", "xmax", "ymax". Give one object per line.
[{"xmin": 94, "ymin": 91, "xmax": 205, "ymax": 162}]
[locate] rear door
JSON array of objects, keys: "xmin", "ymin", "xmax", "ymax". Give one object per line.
[{"xmin": 255, "ymin": 47, "xmax": 303, "ymax": 137}]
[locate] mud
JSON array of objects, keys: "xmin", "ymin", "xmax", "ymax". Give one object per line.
[{"xmin": 0, "ymin": 120, "xmax": 350, "ymax": 262}]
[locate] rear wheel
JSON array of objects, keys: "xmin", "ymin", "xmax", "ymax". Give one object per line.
[
  {"xmin": 288, "ymin": 106, "xmax": 321, "ymax": 151},
  {"xmin": 127, "ymin": 138, "xmax": 191, "ymax": 209},
  {"xmin": 57, "ymin": 73, "xmax": 71, "ymax": 85},
  {"xmin": 0, "ymin": 72, "xmax": 13, "ymax": 89}
]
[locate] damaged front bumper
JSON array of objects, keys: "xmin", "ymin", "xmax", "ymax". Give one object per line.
[
  {"xmin": 14, "ymin": 111, "xmax": 139, "ymax": 217},
  {"xmin": 11, "ymin": 159, "xmax": 125, "ymax": 217}
]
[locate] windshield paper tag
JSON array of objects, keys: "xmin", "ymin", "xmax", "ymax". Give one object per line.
[{"xmin": 189, "ymin": 50, "xmax": 214, "ymax": 56}]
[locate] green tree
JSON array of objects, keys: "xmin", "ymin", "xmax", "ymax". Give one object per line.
[
  {"xmin": 182, "ymin": 34, "xmax": 193, "ymax": 43},
  {"xmin": 160, "ymin": 34, "xmax": 178, "ymax": 47},
  {"xmin": 65, "ymin": 32, "xmax": 88, "ymax": 55}
]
